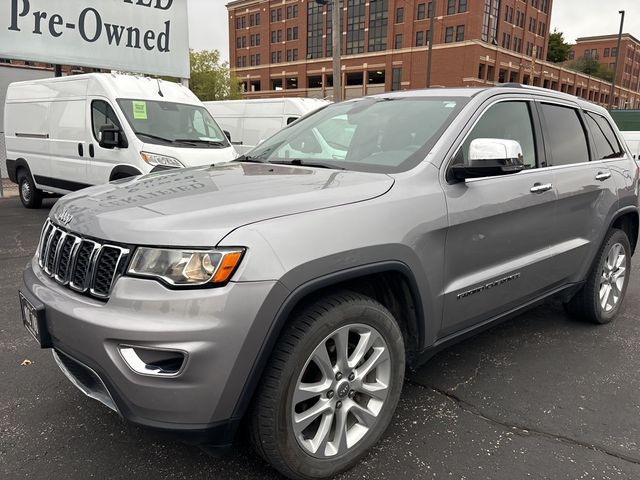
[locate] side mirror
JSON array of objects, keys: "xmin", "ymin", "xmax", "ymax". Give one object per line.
[
  {"xmin": 99, "ymin": 125, "xmax": 127, "ymax": 149},
  {"xmin": 223, "ymin": 130, "xmax": 232, "ymax": 141},
  {"xmin": 451, "ymin": 138, "xmax": 525, "ymax": 181}
]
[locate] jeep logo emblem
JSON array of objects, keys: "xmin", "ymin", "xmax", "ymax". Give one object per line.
[
  {"xmin": 337, "ymin": 381, "xmax": 350, "ymax": 398},
  {"xmin": 55, "ymin": 208, "xmax": 73, "ymax": 226}
]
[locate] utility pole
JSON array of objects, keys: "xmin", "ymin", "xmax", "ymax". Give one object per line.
[
  {"xmin": 426, "ymin": 0, "xmax": 436, "ymax": 87},
  {"xmin": 316, "ymin": 0, "xmax": 342, "ymax": 101},
  {"xmin": 331, "ymin": 0, "xmax": 342, "ymax": 101},
  {"xmin": 609, "ymin": 10, "xmax": 625, "ymax": 110}
]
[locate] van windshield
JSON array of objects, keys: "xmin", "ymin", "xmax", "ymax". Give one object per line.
[
  {"xmin": 117, "ymin": 99, "xmax": 230, "ymax": 149},
  {"xmin": 244, "ymin": 96, "xmax": 469, "ymax": 173}
]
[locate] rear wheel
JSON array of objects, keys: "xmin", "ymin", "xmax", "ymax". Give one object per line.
[
  {"xmin": 251, "ymin": 291, "xmax": 405, "ymax": 480},
  {"xmin": 17, "ymin": 169, "xmax": 43, "ymax": 209},
  {"xmin": 565, "ymin": 229, "xmax": 631, "ymax": 324}
]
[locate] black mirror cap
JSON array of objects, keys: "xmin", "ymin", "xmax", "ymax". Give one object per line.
[
  {"xmin": 223, "ymin": 130, "xmax": 232, "ymax": 141},
  {"xmin": 99, "ymin": 125, "xmax": 128, "ymax": 149},
  {"xmin": 450, "ymin": 158, "xmax": 525, "ymax": 181}
]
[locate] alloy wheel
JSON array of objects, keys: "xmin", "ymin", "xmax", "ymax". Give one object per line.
[{"xmin": 599, "ymin": 242, "xmax": 627, "ymax": 312}]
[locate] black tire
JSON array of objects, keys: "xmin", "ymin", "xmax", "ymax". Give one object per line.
[
  {"xmin": 250, "ymin": 291, "xmax": 405, "ymax": 480},
  {"xmin": 17, "ymin": 169, "xmax": 43, "ymax": 209},
  {"xmin": 565, "ymin": 229, "xmax": 632, "ymax": 324}
]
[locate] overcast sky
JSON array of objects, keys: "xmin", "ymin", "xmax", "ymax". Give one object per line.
[{"xmin": 187, "ymin": 0, "xmax": 640, "ymax": 62}]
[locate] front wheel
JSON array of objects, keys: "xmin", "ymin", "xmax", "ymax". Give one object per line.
[
  {"xmin": 565, "ymin": 228, "xmax": 632, "ymax": 324},
  {"xmin": 17, "ymin": 169, "xmax": 43, "ymax": 209},
  {"xmin": 251, "ymin": 291, "xmax": 405, "ymax": 480}
]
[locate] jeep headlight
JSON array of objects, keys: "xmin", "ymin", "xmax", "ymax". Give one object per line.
[
  {"xmin": 140, "ymin": 152, "xmax": 184, "ymax": 168},
  {"xmin": 128, "ymin": 248, "xmax": 244, "ymax": 286}
]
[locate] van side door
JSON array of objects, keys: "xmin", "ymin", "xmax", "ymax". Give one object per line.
[
  {"xmin": 440, "ymin": 96, "xmax": 558, "ymax": 337},
  {"xmin": 87, "ymin": 98, "xmax": 131, "ymax": 185},
  {"xmin": 48, "ymin": 99, "xmax": 88, "ymax": 190},
  {"xmin": 535, "ymin": 101, "xmax": 618, "ymax": 286}
]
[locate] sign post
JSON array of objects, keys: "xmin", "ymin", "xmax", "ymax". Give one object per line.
[{"xmin": 0, "ymin": 0, "xmax": 190, "ymax": 78}]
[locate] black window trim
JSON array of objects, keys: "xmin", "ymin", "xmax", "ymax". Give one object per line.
[
  {"xmin": 444, "ymin": 95, "xmax": 545, "ymax": 183},
  {"xmin": 90, "ymin": 98, "xmax": 125, "ymax": 145}
]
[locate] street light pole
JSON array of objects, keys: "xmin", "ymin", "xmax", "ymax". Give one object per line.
[
  {"xmin": 609, "ymin": 10, "xmax": 625, "ymax": 110},
  {"xmin": 331, "ymin": 0, "xmax": 342, "ymax": 101},
  {"xmin": 426, "ymin": 0, "xmax": 436, "ymax": 87}
]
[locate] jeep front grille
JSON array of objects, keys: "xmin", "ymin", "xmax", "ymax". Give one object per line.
[{"xmin": 37, "ymin": 219, "xmax": 130, "ymax": 300}]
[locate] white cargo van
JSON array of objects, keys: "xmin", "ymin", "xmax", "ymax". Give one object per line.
[
  {"xmin": 203, "ymin": 98, "xmax": 330, "ymax": 154},
  {"xmin": 4, "ymin": 74, "xmax": 237, "ymax": 208}
]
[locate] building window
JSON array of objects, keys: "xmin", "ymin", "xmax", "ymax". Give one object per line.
[
  {"xmin": 368, "ymin": 0, "xmax": 388, "ymax": 53},
  {"xmin": 445, "ymin": 26, "xmax": 454, "ymax": 43},
  {"xmin": 428, "ymin": 2, "xmax": 434, "ymax": 18},
  {"xmin": 308, "ymin": 76, "xmax": 323, "ymax": 88},
  {"xmin": 287, "ymin": 4, "xmax": 298, "ymax": 19},
  {"xmin": 270, "ymin": 9, "xmax": 276, "ymax": 22},
  {"xmin": 459, "ymin": 0, "xmax": 467, "ymax": 13},
  {"xmin": 417, "ymin": 3, "xmax": 425, "ymax": 20},
  {"xmin": 286, "ymin": 77, "xmax": 298, "ymax": 89},
  {"xmin": 392, "ymin": 67, "xmax": 402, "ymax": 91},
  {"xmin": 287, "ymin": 27, "xmax": 299, "ymax": 41},
  {"xmin": 250, "ymin": 54, "xmax": 255, "ymax": 66},
  {"xmin": 394, "ymin": 33, "xmax": 403, "ymax": 49},
  {"xmin": 611, "ymin": 47, "xmax": 618, "ymax": 57},
  {"xmin": 396, "ymin": 7, "xmax": 404, "ymax": 23},
  {"xmin": 236, "ymin": 37, "xmax": 242, "ymax": 48},
  {"xmin": 241, "ymin": 36, "xmax": 247, "ymax": 48},
  {"xmin": 250, "ymin": 14, "xmax": 255, "ymax": 27},
  {"xmin": 481, "ymin": 0, "xmax": 499, "ymax": 44},
  {"xmin": 236, "ymin": 17, "xmax": 241, "ymax": 29},
  {"xmin": 347, "ymin": 0, "xmax": 366, "ymax": 54},
  {"xmin": 447, "ymin": 0, "xmax": 455, "ymax": 15},
  {"xmin": 272, "ymin": 78, "xmax": 283, "ymax": 90},
  {"xmin": 604, "ymin": 48, "xmax": 610, "ymax": 57},
  {"xmin": 368, "ymin": 70, "xmax": 385, "ymax": 84},
  {"xmin": 256, "ymin": 33, "xmax": 261, "ymax": 46},
  {"xmin": 255, "ymin": 54, "xmax": 261, "ymax": 65},
  {"xmin": 456, "ymin": 25, "xmax": 465, "ymax": 42},
  {"xmin": 307, "ymin": 2, "xmax": 328, "ymax": 59},
  {"xmin": 568, "ymin": 50, "xmax": 575, "ymax": 60},
  {"xmin": 250, "ymin": 34, "xmax": 255, "ymax": 47},
  {"xmin": 271, "ymin": 31, "xmax": 276, "ymax": 43},
  {"xmin": 271, "ymin": 51, "xmax": 276, "ymax": 63},
  {"xmin": 416, "ymin": 31, "xmax": 424, "ymax": 47},
  {"xmin": 478, "ymin": 63, "xmax": 485, "ymax": 80}
]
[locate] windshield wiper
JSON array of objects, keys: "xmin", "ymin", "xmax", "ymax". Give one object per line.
[
  {"xmin": 234, "ymin": 154, "xmax": 266, "ymax": 163},
  {"xmin": 271, "ymin": 159, "xmax": 346, "ymax": 170},
  {"xmin": 175, "ymin": 139, "xmax": 227, "ymax": 147},
  {"xmin": 135, "ymin": 132, "xmax": 175, "ymax": 144}
]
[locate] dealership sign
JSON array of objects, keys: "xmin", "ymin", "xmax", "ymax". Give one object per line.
[{"xmin": 0, "ymin": 0, "xmax": 190, "ymax": 78}]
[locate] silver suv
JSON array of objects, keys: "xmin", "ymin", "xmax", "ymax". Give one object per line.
[{"xmin": 19, "ymin": 86, "xmax": 639, "ymax": 479}]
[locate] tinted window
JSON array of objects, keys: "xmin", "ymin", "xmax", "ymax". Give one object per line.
[
  {"xmin": 540, "ymin": 103, "xmax": 590, "ymax": 166},
  {"xmin": 453, "ymin": 101, "xmax": 537, "ymax": 169},
  {"xmin": 584, "ymin": 112, "xmax": 624, "ymax": 159},
  {"xmin": 91, "ymin": 100, "xmax": 122, "ymax": 140}
]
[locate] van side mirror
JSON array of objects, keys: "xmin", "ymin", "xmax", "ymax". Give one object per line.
[
  {"xmin": 99, "ymin": 125, "xmax": 127, "ymax": 149},
  {"xmin": 450, "ymin": 138, "xmax": 525, "ymax": 181},
  {"xmin": 223, "ymin": 130, "xmax": 232, "ymax": 141}
]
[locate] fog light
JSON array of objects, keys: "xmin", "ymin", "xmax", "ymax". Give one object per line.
[{"xmin": 119, "ymin": 345, "xmax": 186, "ymax": 377}]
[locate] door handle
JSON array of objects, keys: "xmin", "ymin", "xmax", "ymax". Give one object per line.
[
  {"xmin": 89, "ymin": 144, "xmax": 95, "ymax": 158},
  {"xmin": 530, "ymin": 183, "xmax": 553, "ymax": 194},
  {"xmin": 78, "ymin": 143, "xmax": 84, "ymax": 157},
  {"xmin": 595, "ymin": 171, "xmax": 612, "ymax": 181}
]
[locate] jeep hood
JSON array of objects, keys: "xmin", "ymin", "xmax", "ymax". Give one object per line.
[{"xmin": 50, "ymin": 163, "xmax": 394, "ymax": 246}]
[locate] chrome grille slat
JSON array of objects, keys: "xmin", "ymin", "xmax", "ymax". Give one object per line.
[{"xmin": 36, "ymin": 221, "xmax": 130, "ymax": 300}]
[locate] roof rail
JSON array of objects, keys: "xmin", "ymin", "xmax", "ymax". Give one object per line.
[{"xmin": 496, "ymin": 83, "xmax": 525, "ymax": 88}]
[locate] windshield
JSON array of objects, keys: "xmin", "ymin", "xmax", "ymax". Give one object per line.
[
  {"xmin": 245, "ymin": 96, "xmax": 468, "ymax": 173},
  {"xmin": 117, "ymin": 99, "xmax": 230, "ymax": 149}
]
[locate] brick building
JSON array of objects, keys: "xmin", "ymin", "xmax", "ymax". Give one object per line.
[
  {"xmin": 227, "ymin": 0, "xmax": 640, "ymax": 109},
  {"xmin": 571, "ymin": 34, "xmax": 640, "ymax": 100}
]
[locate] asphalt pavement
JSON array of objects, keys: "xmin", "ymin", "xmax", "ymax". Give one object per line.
[{"xmin": 1, "ymin": 196, "xmax": 640, "ymax": 480}]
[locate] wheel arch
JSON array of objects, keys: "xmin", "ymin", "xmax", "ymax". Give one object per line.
[
  {"xmin": 109, "ymin": 165, "xmax": 143, "ymax": 181},
  {"xmin": 609, "ymin": 207, "xmax": 638, "ymax": 254},
  {"xmin": 229, "ymin": 261, "xmax": 427, "ymax": 421},
  {"xmin": 13, "ymin": 157, "xmax": 31, "ymax": 180}
]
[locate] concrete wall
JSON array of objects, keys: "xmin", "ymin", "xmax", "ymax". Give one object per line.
[{"xmin": 0, "ymin": 65, "xmax": 53, "ymax": 178}]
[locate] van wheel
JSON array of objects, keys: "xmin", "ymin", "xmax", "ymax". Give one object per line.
[
  {"xmin": 17, "ymin": 169, "xmax": 43, "ymax": 209},
  {"xmin": 250, "ymin": 291, "xmax": 405, "ymax": 480},
  {"xmin": 565, "ymin": 229, "xmax": 631, "ymax": 324}
]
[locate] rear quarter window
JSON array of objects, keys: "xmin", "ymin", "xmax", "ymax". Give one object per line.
[{"xmin": 584, "ymin": 111, "xmax": 624, "ymax": 160}]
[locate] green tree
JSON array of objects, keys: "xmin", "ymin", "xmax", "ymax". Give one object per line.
[
  {"xmin": 566, "ymin": 57, "xmax": 615, "ymax": 82},
  {"xmin": 547, "ymin": 29, "xmax": 572, "ymax": 63},
  {"xmin": 189, "ymin": 49, "xmax": 241, "ymax": 101}
]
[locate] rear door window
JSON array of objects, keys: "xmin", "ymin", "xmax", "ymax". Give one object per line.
[
  {"xmin": 540, "ymin": 103, "xmax": 590, "ymax": 166},
  {"xmin": 584, "ymin": 112, "xmax": 624, "ymax": 160}
]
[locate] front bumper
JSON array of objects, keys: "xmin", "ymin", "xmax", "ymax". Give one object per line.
[{"xmin": 22, "ymin": 257, "xmax": 280, "ymax": 446}]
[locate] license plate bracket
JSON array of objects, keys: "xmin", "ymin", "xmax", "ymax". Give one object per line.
[{"xmin": 19, "ymin": 292, "xmax": 52, "ymax": 348}]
